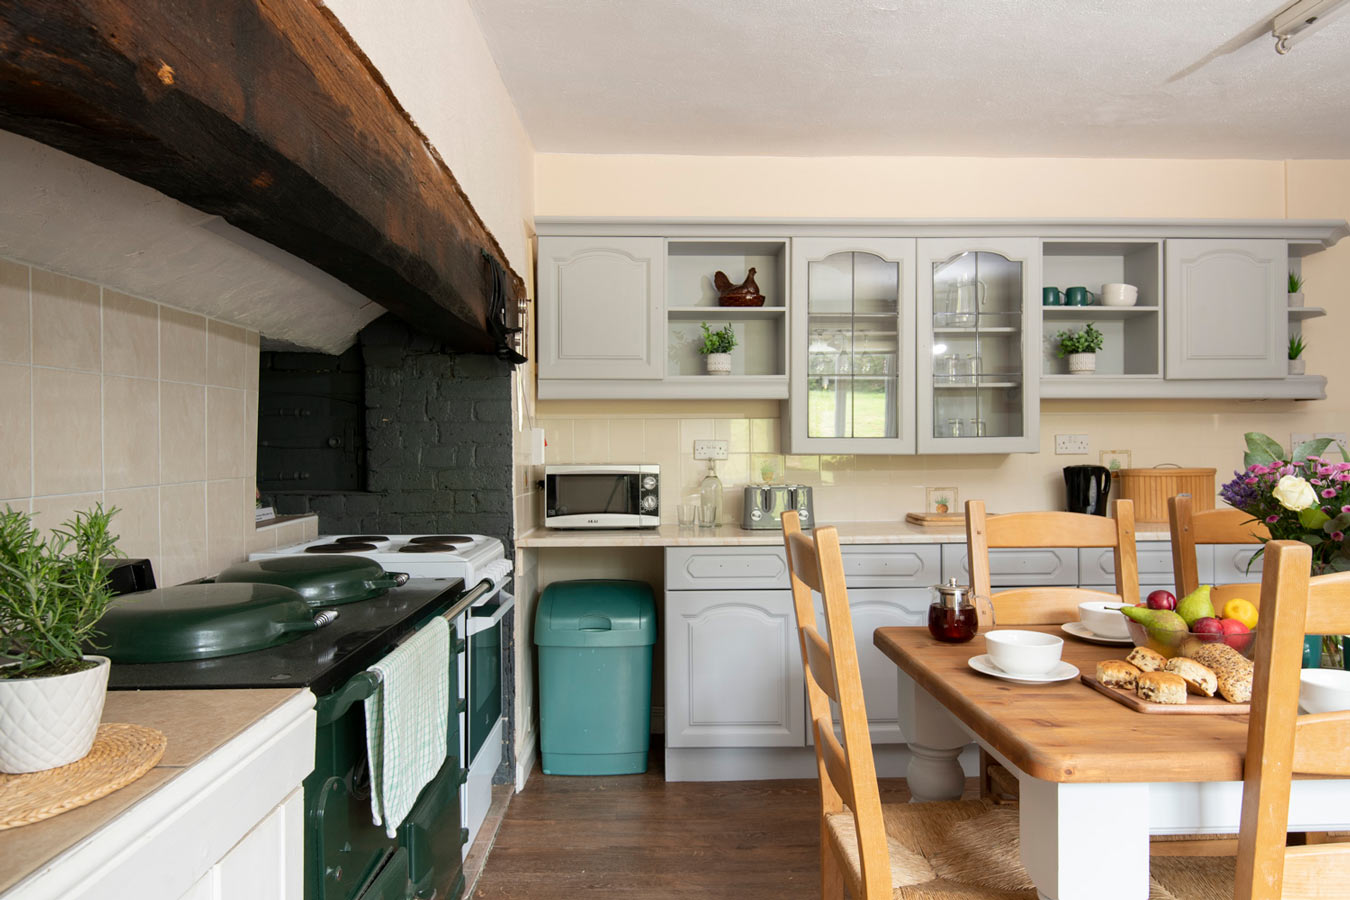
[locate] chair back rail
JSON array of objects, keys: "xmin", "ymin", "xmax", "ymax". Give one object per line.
[
  {"xmin": 1169, "ymin": 493, "xmax": 1268, "ymax": 599},
  {"xmin": 1236, "ymin": 541, "xmax": 1350, "ymax": 900}
]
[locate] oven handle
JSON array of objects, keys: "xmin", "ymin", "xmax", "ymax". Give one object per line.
[
  {"xmin": 315, "ymin": 670, "xmax": 381, "ymax": 727},
  {"xmin": 466, "ymin": 589, "xmax": 514, "ymax": 636}
]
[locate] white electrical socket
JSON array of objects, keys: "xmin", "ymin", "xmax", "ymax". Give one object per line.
[
  {"xmin": 1317, "ymin": 432, "xmax": 1349, "ymax": 456},
  {"xmin": 1054, "ymin": 434, "xmax": 1090, "ymax": 455},
  {"xmin": 693, "ymin": 439, "xmax": 729, "ymax": 460},
  {"xmin": 1292, "ymin": 432, "xmax": 1314, "ymax": 452}
]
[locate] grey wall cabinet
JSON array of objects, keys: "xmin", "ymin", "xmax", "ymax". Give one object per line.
[
  {"xmin": 1164, "ymin": 239, "xmax": 1287, "ymax": 380},
  {"xmin": 537, "ymin": 236, "xmax": 665, "ymax": 382}
]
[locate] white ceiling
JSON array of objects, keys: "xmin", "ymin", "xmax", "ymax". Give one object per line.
[{"xmin": 468, "ymin": 0, "xmax": 1350, "ymax": 158}]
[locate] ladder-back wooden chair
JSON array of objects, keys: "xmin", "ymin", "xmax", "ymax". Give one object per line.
[
  {"xmin": 1235, "ymin": 539, "xmax": 1350, "ymax": 899},
  {"xmin": 1169, "ymin": 492, "xmax": 1270, "ymax": 608}
]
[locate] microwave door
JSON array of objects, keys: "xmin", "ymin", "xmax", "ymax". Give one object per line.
[{"xmin": 549, "ymin": 474, "xmax": 636, "ymax": 517}]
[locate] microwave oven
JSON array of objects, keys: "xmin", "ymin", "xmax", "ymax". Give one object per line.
[{"xmin": 544, "ymin": 464, "xmax": 660, "ymax": 529}]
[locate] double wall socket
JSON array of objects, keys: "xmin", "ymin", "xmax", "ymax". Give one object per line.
[
  {"xmin": 693, "ymin": 440, "xmax": 729, "ymax": 460},
  {"xmin": 1291, "ymin": 432, "xmax": 1348, "ymax": 456},
  {"xmin": 1054, "ymin": 434, "xmax": 1090, "ymax": 455}
]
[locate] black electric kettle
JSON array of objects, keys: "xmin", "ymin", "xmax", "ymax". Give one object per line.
[{"xmin": 1063, "ymin": 465, "xmax": 1111, "ymax": 516}]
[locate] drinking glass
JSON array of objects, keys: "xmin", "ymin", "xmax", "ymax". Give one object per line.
[
  {"xmin": 946, "ymin": 418, "xmax": 966, "ymax": 438},
  {"xmin": 934, "ymin": 354, "xmax": 956, "ymax": 384},
  {"xmin": 959, "ymin": 353, "xmax": 981, "ymax": 385},
  {"xmin": 969, "ymin": 417, "xmax": 987, "ymax": 437},
  {"xmin": 698, "ymin": 501, "xmax": 719, "ymax": 529},
  {"xmin": 678, "ymin": 503, "xmax": 697, "ymax": 528}
]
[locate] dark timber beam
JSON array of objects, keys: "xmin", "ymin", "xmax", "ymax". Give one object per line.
[{"xmin": 0, "ymin": 0, "xmax": 525, "ymax": 353}]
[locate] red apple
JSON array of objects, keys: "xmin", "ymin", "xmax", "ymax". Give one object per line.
[
  {"xmin": 1192, "ymin": 617, "xmax": 1225, "ymax": 643},
  {"xmin": 1220, "ymin": 617, "xmax": 1252, "ymax": 652},
  {"xmin": 1146, "ymin": 589, "xmax": 1178, "ymax": 611}
]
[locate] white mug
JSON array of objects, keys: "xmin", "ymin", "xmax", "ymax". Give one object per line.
[{"xmin": 1101, "ymin": 283, "xmax": 1138, "ymax": 307}]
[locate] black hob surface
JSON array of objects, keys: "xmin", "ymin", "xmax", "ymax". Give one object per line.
[{"xmin": 107, "ymin": 577, "xmax": 464, "ymax": 695}]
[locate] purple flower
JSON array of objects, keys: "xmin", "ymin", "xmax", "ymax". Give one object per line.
[
  {"xmin": 1334, "ymin": 532, "xmax": 1345, "ymax": 542},
  {"xmin": 1266, "ymin": 515, "xmax": 1280, "ymax": 523},
  {"xmin": 1323, "ymin": 488, "xmax": 1337, "ymax": 498}
]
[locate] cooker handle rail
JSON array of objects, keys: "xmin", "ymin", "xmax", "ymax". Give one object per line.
[{"xmin": 315, "ymin": 670, "xmax": 382, "ymax": 727}]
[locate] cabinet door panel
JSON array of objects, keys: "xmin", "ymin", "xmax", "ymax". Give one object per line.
[
  {"xmin": 665, "ymin": 590, "xmax": 805, "ymax": 748},
  {"xmin": 812, "ymin": 588, "xmax": 929, "ymax": 744},
  {"xmin": 666, "ymin": 547, "xmax": 789, "ymax": 591},
  {"xmin": 1080, "ymin": 541, "xmax": 1214, "ymax": 586},
  {"xmin": 941, "ymin": 544, "xmax": 1078, "ymax": 585},
  {"xmin": 1212, "ymin": 543, "xmax": 1263, "ymax": 584},
  {"xmin": 538, "ymin": 236, "xmax": 664, "ymax": 380},
  {"xmin": 1164, "ymin": 239, "xmax": 1286, "ymax": 380}
]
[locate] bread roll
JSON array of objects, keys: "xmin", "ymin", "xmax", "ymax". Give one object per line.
[{"xmin": 1217, "ymin": 666, "xmax": 1253, "ymax": 703}]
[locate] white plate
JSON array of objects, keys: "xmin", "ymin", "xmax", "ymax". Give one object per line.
[
  {"xmin": 1060, "ymin": 621, "xmax": 1133, "ymax": 645},
  {"xmin": 968, "ymin": 654, "xmax": 1080, "ymax": 685}
]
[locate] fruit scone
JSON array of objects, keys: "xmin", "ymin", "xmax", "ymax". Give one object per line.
[
  {"xmin": 1137, "ymin": 671, "xmax": 1188, "ymax": 705},
  {"xmin": 1126, "ymin": 646, "xmax": 1167, "ymax": 672},
  {"xmin": 1163, "ymin": 657, "xmax": 1218, "ymax": 697},
  {"xmin": 1096, "ymin": 659, "xmax": 1142, "ymax": 690}
]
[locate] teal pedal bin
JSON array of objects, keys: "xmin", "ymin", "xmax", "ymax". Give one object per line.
[{"xmin": 534, "ymin": 580, "xmax": 657, "ymax": 775}]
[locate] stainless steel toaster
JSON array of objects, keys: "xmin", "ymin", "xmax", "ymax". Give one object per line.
[{"xmin": 742, "ymin": 484, "xmax": 814, "ymax": 530}]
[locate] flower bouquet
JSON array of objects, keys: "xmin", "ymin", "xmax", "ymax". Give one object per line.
[{"xmin": 1220, "ymin": 432, "xmax": 1350, "ymax": 665}]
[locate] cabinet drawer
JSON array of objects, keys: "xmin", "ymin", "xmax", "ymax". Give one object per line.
[
  {"xmin": 1079, "ymin": 542, "xmax": 1213, "ymax": 585},
  {"xmin": 666, "ymin": 547, "xmax": 790, "ymax": 590},
  {"xmin": 941, "ymin": 545, "xmax": 1078, "ymax": 586},
  {"xmin": 1212, "ymin": 544, "xmax": 1263, "ymax": 584},
  {"xmin": 839, "ymin": 545, "xmax": 940, "ymax": 588}
]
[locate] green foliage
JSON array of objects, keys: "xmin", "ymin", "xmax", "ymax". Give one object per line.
[
  {"xmin": 1054, "ymin": 322, "xmax": 1104, "ymax": 358},
  {"xmin": 0, "ymin": 504, "xmax": 121, "ymax": 678},
  {"xmin": 1241, "ymin": 431, "xmax": 1346, "ymax": 469},
  {"xmin": 698, "ymin": 322, "xmax": 737, "ymax": 355},
  {"xmin": 1289, "ymin": 334, "xmax": 1306, "ymax": 360},
  {"xmin": 1289, "ymin": 271, "xmax": 1305, "ymax": 293}
]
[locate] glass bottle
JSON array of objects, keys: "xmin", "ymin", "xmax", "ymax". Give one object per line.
[{"xmin": 699, "ymin": 460, "xmax": 723, "ymax": 528}]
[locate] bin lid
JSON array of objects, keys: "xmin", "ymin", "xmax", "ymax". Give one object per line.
[{"xmin": 535, "ymin": 580, "xmax": 657, "ymax": 647}]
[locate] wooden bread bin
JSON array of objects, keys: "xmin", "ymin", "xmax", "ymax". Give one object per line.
[{"xmin": 1115, "ymin": 466, "xmax": 1216, "ymax": 522}]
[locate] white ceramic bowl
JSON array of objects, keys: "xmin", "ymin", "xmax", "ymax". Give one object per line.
[
  {"xmin": 984, "ymin": 630, "xmax": 1064, "ymax": 677},
  {"xmin": 1101, "ymin": 282, "xmax": 1138, "ymax": 307},
  {"xmin": 1299, "ymin": 668, "xmax": 1350, "ymax": 714},
  {"xmin": 1077, "ymin": 600, "xmax": 1131, "ymax": 640}
]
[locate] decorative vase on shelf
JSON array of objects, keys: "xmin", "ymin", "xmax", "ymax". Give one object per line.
[
  {"xmin": 1289, "ymin": 358, "xmax": 1306, "ymax": 376},
  {"xmin": 705, "ymin": 352, "xmax": 731, "ymax": 375},
  {"xmin": 1289, "ymin": 291, "xmax": 1305, "ymax": 308},
  {"xmin": 1067, "ymin": 352, "xmax": 1096, "ymax": 375}
]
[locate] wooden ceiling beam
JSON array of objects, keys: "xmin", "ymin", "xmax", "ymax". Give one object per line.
[{"xmin": 0, "ymin": 0, "xmax": 526, "ymax": 354}]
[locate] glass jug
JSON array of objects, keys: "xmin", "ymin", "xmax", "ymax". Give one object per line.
[{"xmin": 927, "ymin": 577, "xmax": 979, "ymax": 643}]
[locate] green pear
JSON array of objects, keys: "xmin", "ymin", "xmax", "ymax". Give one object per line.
[
  {"xmin": 1120, "ymin": 605, "xmax": 1189, "ymax": 644},
  {"xmin": 1175, "ymin": 585, "xmax": 1215, "ymax": 628}
]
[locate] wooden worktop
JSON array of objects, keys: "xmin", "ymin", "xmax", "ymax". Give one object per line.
[{"xmin": 873, "ymin": 625, "xmax": 1251, "ymax": 784}]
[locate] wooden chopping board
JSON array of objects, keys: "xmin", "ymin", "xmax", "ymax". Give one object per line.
[
  {"xmin": 1081, "ymin": 674, "xmax": 1250, "ymax": 715},
  {"xmin": 906, "ymin": 511, "xmax": 967, "ymax": 526}
]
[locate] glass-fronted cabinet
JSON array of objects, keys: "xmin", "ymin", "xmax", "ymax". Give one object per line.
[
  {"xmin": 787, "ymin": 238, "xmax": 917, "ymax": 454},
  {"xmin": 917, "ymin": 238, "xmax": 1040, "ymax": 453}
]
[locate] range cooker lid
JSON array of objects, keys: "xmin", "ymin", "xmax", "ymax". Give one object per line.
[
  {"xmin": 97, "ymin": 582, "xmax": 335, "ymax": 663},
  {"xmin": 214, "ymin": 555, "xmax": 409, "ymax": 606}
]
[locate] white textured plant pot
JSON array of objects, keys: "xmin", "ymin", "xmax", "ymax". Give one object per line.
[
  {"xmin": 705, "ymin": 352, "xmax": 731, "ymax": 375},
  {"xmin": 1067, "ymin": 352, "xmax": 1096, "ymax": 375},
  {"xmin": 1289, "ymin": 358, "xmax": 1307, "ymax": 376},
  {"xmin": 0, "ymin": 656, "xmax": 110, "ymax": 773},
  {"xmin": 1289, "ymin": 291, "xmax": 1305, "ymax": 308}
]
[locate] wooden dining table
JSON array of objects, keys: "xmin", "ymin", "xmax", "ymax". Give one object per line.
[{"xmin": 873, "ymin": 625, "xmax": 1350, "ymax": 900}]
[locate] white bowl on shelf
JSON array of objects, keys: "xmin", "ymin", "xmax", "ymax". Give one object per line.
[{"xmin": 1101, "ymin": 283, "xmax": 1138, "ymax": 307}]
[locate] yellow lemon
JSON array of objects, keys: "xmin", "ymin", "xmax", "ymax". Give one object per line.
[{"xmin": 1222, "ymin": 598, "xmax": 1259, "ymax": 630}]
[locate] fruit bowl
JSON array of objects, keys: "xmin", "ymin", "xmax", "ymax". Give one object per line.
[{"xmin": 1124, "ymin": 619, "xmax": 1257, "ymax": 660}]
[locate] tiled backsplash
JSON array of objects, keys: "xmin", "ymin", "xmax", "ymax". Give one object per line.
[{"xmin": 0, "ymin": 257, "xmax": 261, "ymax": 585}]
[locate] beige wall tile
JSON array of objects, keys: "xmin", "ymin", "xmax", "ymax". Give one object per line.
[
  {"xmin": 32, "ymin": 368, "xmax": 101, "ymax": 495},
  {"xmin": 607, "ymin": 419, "xmax": 644, "ymax": 462},
  {"xmin": 31, "ymin": 492, "xmax": 104, "ymax": 539},
  {"xmin": 160, "ymin": 481, "xmax": 207, "ymax": 585},
  {"xmin": 678, "ymin": 418, "xmax": 715, "ymax": 456},
  {"xmin": 207, "ymin": 478, "xmax": 247, "ymax": 573},
  {"xmin": 31, "ymin": 270, "xmax": 100, "ymax": 371},
  {"xmin": 161, "ymin": 381, "xmax": 206, "ymax": 484},
  {"xmin": 206, "ymin": 387, "xmax": 246, "ymax": 479},
  {"xmin": 207, "ymin": 320, "xmax": 247, "ymax": 389},
  {"xmin": 572, "ymin": 419, "xmax": 609, "ymax": 463},
  {"xmin": 302, "ymin": 515, "xmax": 318, "ymax": 541},
  {"xmin": 106, "ymin": 485, "xmax": 160, "ymax": 562},
  {"xmin": 750, "ymin": 418, "xmax": 781, "ymax": 454},
  {"xmin": 275, "ymin": 520, "xmax": 305, "ymax": 548},
  {"xmin": 0, "ymin": 259, "xmax": 29, "ymax": 364},
  {"xmin": 0, "ymin": 364, "xmax": 30, "ymax": 500},
  {"xmin": 243, "ymin": 331, "xmax": 260, "ymax": 393},
  {"xmin": 785, "ymin": 454, "xmax": 821, "ymax": 486},
  {"xmin": 247, "ymin": 523, "xmax": 278, "ymax": 555},
  {"xmin": 245, "ymin": 390, "xmax": 259, "ymax": 485},
  {"xmin": 104, "ymin": 376, "xmax": 159, "ymax": 489},
  {"xmin": 102, "ymin": 290, "xmax": 159, "ymax": 379},
  {"xmin": 160, "ymin": 306, "xmax": 207, "ymax": 384},
  {"xmin": 542, "ymin": 419, "xmax": 573, "ymax": 464}
]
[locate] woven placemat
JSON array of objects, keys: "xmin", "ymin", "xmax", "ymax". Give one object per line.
[{"xmin": 0, "ymin": 723, "xmax": 167, "ymax": 830}]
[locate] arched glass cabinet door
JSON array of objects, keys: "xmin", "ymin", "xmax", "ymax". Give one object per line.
[
  {"xmin": 916, "ymin": 238, "xmax": 1040, "ymax": 454},
  {"xmin": 787, "ymin": 238, "xmax": 917, "ymax": 455}
]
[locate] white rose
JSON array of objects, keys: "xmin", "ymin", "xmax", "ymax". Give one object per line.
[{"xmin": 1272, "ymin": 475, "xmax": 1317, "ymax": 511}]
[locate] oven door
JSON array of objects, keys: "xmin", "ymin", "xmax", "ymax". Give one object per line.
[{"xmin": 463, "ymin": 584, "xmax": 513, "ymax": 855}]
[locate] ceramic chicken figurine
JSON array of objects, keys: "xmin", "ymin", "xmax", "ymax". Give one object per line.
[{"xmin": 714, "ymin": 268, "xmax": 766, "ymax": 307}]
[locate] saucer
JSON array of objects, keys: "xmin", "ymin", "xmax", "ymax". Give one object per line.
[
  {"xmin": 968, "ymin": 654, "xmax": 1079, "ymax": 685},
  {"xmin": 1061, "ymin": 621, "xmax": 1132, "ymax": 645}
]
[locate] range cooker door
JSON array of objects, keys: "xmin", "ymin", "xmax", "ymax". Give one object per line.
[{"xmin": 399, "ymin": 759, "xmax": 468, "ymax": 900}]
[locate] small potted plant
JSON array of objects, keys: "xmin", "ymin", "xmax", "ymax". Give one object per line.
[
  {"xmin": 1289, "ymin": 334, "xmax": 1307, "ymax": 375},
  {"xmin": 699, "ymin": 322, "xmax": 737, "ymax": 376},
  {"xmin": 1055, "ymin": 322, "xmax": 1105, "ymax": 375},
  {"xmin": 0, "ymin": 504, "xmax": 121, "ymax": 773},
  {"xmin": 1289, "ymin": 271, "xmax": 1305, "ymax": 308}
]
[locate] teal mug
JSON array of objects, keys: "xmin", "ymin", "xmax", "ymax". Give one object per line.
[
  {"xmin": 1065, "ymin": 286, "xmax": 1097, "ymax": 306},
  {"xmin": 1042, "ymin": 287, "xmax": 1062, "ymax": 306}
]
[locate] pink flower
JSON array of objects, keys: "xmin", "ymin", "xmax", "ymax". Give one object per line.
[
  {"xmin": 1312, "ymin": 479, "xmax": 1323, "ymax": 486},
  {"xmin": 1339, "ymin": 462, "xmax": 1350, "ymax": 471},
  {"xmin": 1323, "ymin": 488, "xmax": 1337, "ymax": 498},
  {"xmin": 1320, "ymin": 466, "xmax": 1334, "ymax": 476},
  {"xmin": 1342, "ymin": 505, "xmax": 1350, "ymax": 514},
  {"xmin": 1266, "ymin": 515, "xmax": 1280, "ymax": 523},
  {"xmin": 1246, "ymin": 477, "xmax": 1258, "ymax": 485},
  {"xmin": 1334, "ymin": 531, "xmax": 1346, "ymax": 542}
]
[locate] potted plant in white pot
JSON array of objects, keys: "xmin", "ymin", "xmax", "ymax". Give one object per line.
[
  {"xmin": 0, "ymin": 504, "xmax": 121, "ymax": 773},
  {"xmin": 1289, "ymin": 334, "xmax": 1307, "ymax": 375},
  {"xmin": 1289, "ymin": 271, "xmax": 1305, "ymax": 308},
  {"xmin": 1055, "ymin": 322, "xmax": 1104, "ymax": 375},
  {"xmin": 699, "ymin": 322, "xmax": 737, "ymax": 376}
]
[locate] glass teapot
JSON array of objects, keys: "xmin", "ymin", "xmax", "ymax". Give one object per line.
[{"xmin": 928, "ymin": 577, "xmax": 980, "ymax": 643}]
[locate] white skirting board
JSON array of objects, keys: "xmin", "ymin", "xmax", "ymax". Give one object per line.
[
  {"xmin": 514, "ymin": 731, "xmax": 537, "ymax": 792},
  {"xmin": 664, "ymin": 743, "xmax": 979, "ymax": 783}
]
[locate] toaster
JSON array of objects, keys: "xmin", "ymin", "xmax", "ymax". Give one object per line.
[{"xmin": 742, "ymin": 484, "xmax": 814, "ymax": 530}]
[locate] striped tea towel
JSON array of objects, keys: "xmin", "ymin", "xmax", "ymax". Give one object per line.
[{"xmin": 364, "ymin": 616, "xmax": 450, "ymax": 837}]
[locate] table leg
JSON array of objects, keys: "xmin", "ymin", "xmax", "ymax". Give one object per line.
[
  {"xmin": 896, "ymin": 671, "xmax": 969, "ymax": 802},
  {"xmin": 1018, "ymin": 778, "xmax": 1150, "ymax": 900}
]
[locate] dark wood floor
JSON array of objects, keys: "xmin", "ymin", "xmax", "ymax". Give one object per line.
[{"xmin": 472, "ymin": 748, "xmax": 925, "ymax": 899}]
